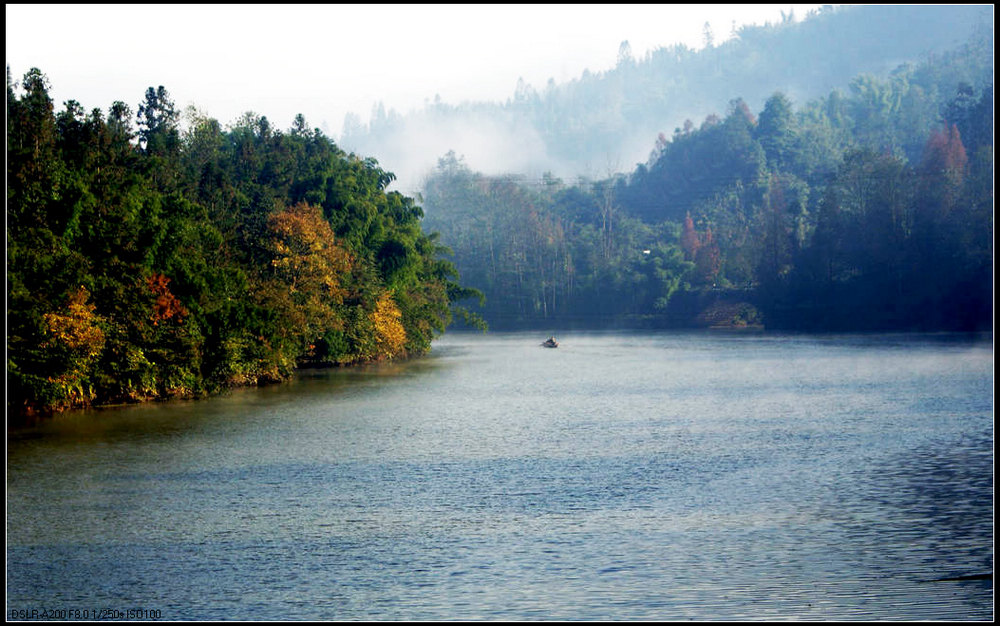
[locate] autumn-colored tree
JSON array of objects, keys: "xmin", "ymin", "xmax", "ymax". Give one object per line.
[
  {"xmin": 270, "ymin": 202, "xmax": 352, "ymax": 296},
  {"xmin": 371, "ymin": 293, "xmax": 407, "ymax": 358},
  {"xmin": 40, "ymin": 287, "xmax": 106, "ymax": 404},
  {"xmin": 147, "ymin": 273, "xmax": 187, "ymax": 325},
  {"xmin": 680, "ymin": 212, "xmax": 701, "ymax": 261},
  {"xmin": 42, "ymin": 287, "xmax": 105, "ymax": 359},
  {"xmin": 757, "ymin": 176, "xmax": 792, "ymax": 294},
  {"xmin": 909, "ymin": 123, "xmax": 985, "ymax": 328},
  {"xmin": 919, "ymin": 124, "xmax": 967, "ymax": 217},
  {"xmin": 912, "ymin": 124, "xmax": 969, "ymax": 273},
  {"xmin": 694, "ymin": 227, "xmax": 722, "ymax": 285},
  {"xmin": 267, "ymin": 202, "xmax": 354, "ymax": 359}
]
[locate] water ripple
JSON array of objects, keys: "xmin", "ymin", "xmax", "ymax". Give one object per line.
[{"xmin": 7, "ymin": 332, "xmax": 993, "ymax": 620}]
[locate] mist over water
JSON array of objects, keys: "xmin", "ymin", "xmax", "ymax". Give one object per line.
[{"xmin": 7, "ymin": 332, "xmax": 993, "ymax": 620}]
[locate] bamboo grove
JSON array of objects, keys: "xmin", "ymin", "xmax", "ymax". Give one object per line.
[{"xmin": 7, "ymin": 68, "xmax": 484, "ymax": 418}]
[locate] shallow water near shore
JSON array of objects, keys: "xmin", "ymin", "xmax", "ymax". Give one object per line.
[{"xmin": 7, "ymin": 331, "xmax": 993, "ymax": 620}]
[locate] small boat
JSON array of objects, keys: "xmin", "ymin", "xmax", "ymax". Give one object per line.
[{"xmin": 541, "ymin": 337, "xmax": 559, "ymax": 348}]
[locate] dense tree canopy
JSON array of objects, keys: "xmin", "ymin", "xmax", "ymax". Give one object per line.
[
  {"xmin": 7, "ymin": 68, "xmax": 483, "ymax": 418},
  {"xmin": 421, "ymin": 33, "xmax": 992, "ymax": 333}
]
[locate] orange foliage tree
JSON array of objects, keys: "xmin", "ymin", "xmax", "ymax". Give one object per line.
[
  {"xmin": 147, "ymin": 273, "xmax": 187, "ymax": 325},
  {"xmin": 680, "ymin": 212, "xmax": 701, "ymax": 262}
]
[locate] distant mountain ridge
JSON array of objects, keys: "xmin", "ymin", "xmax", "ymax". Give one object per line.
[{"xmin": 339, "ymin": 4, "xmax": 992, "ymax": 194}]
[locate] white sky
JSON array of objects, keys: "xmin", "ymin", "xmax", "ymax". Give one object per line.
[{"xmin": 7, "ymin": 4, "xmax": 825, "ymax": 138}]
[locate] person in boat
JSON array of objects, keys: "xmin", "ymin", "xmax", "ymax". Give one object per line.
[{"xmin": 543, "ymin": 336, "xmax": 558, "ymax": 347}]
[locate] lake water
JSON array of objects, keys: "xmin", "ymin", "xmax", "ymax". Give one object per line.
[{"xmin": 7, "ymin": 331, "xmax": 994, "ymax": 620}]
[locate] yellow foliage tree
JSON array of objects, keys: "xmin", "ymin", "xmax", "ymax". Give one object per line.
[
  {"xmin": 268, "ymin": 202, "xmax": 353, "ymax": 354},
  {"xmin": 41, "ymin": 287, "xmax": 105, "ymax": 400},
  {"xmin": 371, "ymin": 292, "xmax": 407, "ymax": 359}
]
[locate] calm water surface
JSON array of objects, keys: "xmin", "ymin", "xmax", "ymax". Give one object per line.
[{"xmin": 7, "ymin": 331, "xmax": 994, "ymax": 620}]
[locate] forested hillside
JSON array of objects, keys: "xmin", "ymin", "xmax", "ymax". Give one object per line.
[
  {"xmin": 5, "ymin": 6, "xmax": 993, "ymax": 418},
  {"xmin": 343, "ymin": 5, "xmax": 992, "ymax": 192},
  {"xmin": 421, "ymin": 26, "xmax": 993, "ymax": 332},
  {"xmin": 7, "ymin": 69, "xmax": 483, "ymax": 418}
]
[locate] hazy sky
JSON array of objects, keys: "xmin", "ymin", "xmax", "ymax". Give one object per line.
[{"xmin": 7, "ymin": 4, "xmax": 826, "ymax": 138}]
